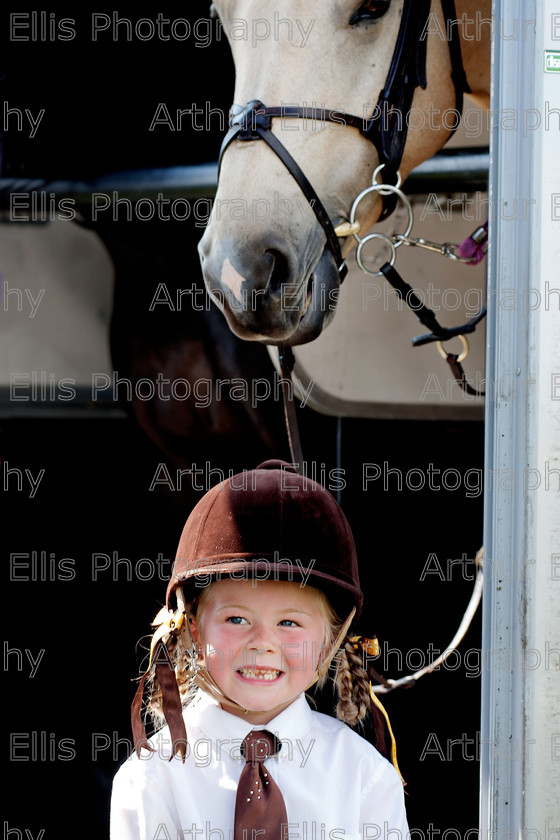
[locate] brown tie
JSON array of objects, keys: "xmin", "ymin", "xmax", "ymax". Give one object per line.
[{"xmin": 234, "ymin": 730, "xmax": 287, "ymax": 840}]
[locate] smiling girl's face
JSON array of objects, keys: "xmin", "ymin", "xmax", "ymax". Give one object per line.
[{"xmin": 190, "ymin": 578, "xmax": 332, "ymax": 724}]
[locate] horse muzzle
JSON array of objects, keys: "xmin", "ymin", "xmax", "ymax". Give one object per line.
[{"xmin": 198, "ymin": 234, "xmax": 340, "ymax": 346}]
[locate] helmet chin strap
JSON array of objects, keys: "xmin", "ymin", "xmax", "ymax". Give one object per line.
[{"xmin": 192, "ymin": 607, "xmax": 356, "ymax": 719}]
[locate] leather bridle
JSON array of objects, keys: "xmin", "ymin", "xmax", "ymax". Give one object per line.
[{"xmin": 217, "ymin": 0, "xmax": 471, "ymax": 282}]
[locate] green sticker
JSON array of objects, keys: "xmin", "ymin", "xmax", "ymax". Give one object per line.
[{"xmin": 545, "ymin": 50, "xmax": 560, "ymax": 72}]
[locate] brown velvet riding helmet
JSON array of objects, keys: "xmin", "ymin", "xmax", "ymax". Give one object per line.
[{"xmin": 167, "ymin": 459, "xmax": 363, "ymax": 620}]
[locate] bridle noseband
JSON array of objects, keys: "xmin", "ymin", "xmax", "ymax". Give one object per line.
[
  {"xmin": 218, "ymin": 0, "xmax": 471, "ymax": 280},
  {"xmin": 221, "ymin": 101, "xmax": 351, "ymax": 281}
]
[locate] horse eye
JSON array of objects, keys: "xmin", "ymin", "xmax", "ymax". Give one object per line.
[
  {"xmin": 350, "ymin": 0, "xmax": 391, "ymax": 25},
  {"xmin": 209, "ymin": 3, "xmax": 219, "ymax": 20}
]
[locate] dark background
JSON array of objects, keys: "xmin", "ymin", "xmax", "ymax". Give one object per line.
[
  {"xmin": 2, "ymin": 4, "xmax": 484, "ymax": 837},
  {"xmin": 1, "ymin": 3, "xmax": 232, "ymax": 178}
]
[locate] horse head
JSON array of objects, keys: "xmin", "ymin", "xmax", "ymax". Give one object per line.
[{"xmin": 199, "ymin": 0, "xmax": 490, "ymax": 345}]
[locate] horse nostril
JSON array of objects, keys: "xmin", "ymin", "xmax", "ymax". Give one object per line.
[{"xmin": 265, "ymin": 248, "xmax": 292, "ymax": 295}]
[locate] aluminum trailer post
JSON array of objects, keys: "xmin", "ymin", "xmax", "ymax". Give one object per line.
[{"xmin": 481, "ymin": 0, "xmax": 560, "ymax": 836}]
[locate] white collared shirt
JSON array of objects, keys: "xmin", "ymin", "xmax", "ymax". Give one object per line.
[{"xmin": 110, "ymin": 692, "xmax": 409, "ymax": 840}]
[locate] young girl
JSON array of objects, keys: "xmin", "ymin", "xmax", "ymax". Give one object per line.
[{"xmin": 111, "ymin": 459, "xmax": 409, "ymax": 840}]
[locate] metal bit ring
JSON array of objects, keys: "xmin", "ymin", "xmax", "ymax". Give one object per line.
[
  {"xmin": 350, "ymin": 183, "xmax": 414, "ymax": 249},
  {"xmin": 356, "ymin": 232, "xmax": 397, "ymax": 276}
]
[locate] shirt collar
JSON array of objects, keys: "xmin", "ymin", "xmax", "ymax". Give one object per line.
[{"xmin": 190, "ymin": 690, "xmax": 314, "ymax": 745}]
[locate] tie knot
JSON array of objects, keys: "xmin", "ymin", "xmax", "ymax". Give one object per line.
[{"xmin": 241, "ymin": 730, "xmax": 282, "ymax": 764}]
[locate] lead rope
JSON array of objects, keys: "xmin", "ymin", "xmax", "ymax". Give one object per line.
[
  {"xmin": 278, "ymin": 345, "xmax": 304, "ymax": 472},
  {"xmin": 371, "ymin": 548, "xmax": 484, "ymax": 694}
]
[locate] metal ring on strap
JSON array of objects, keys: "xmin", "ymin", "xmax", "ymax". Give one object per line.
[
  {"xmin": 350, "ymin": 179, "xmax": 413, "ymax": 245},
  {"xmin": 436, "ymin": 334, "xmax": 469, "ymax": 363},
  {"xmin": 355, "ymin": 233, "xmax": 397, "ymax": 277}
]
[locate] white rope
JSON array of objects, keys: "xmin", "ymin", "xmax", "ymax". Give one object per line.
[{"xmin": 372, "ymin": 547, "xmax": 484, "ymax": 694}]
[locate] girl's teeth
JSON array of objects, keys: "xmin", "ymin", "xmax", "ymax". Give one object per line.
[{"xmin": 238, "ymin": 669, "xmax": 280, "ymax": 680}]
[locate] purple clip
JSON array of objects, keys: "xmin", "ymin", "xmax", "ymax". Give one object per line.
[{"xmin": 458, "ymin": 220, "xmax": 488, "ymax": 265}]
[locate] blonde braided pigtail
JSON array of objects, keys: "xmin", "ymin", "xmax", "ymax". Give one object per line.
[
  {"xmin": 335, "ymin": 638, "xmax": 373, "ymax": 727},
  {"xmin": 145, "ymin": 588, "xmax": 201, "ymax": 730},
  {"xmin": 333, "ymin": 634, "xmax": 402, "ymax": 776}
]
